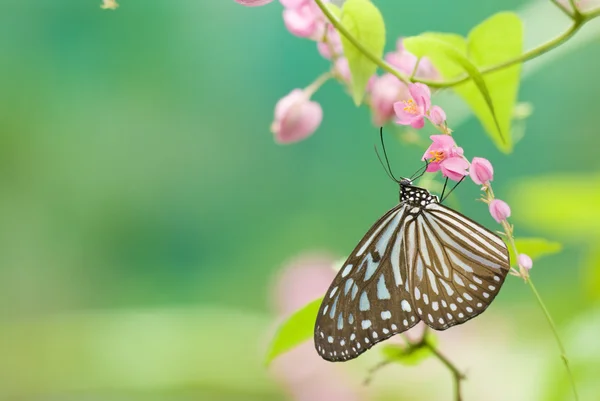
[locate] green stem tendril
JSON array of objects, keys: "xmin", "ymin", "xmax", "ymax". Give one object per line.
[
  {"xmin": 315, "ymin": 0, "xmax": 600, "ymax": 89},
  {"xmin": 303, "ymin": 71, "xmax": 333, "ymax": 97},
  {"xmin": 483, "ymin": 183, "xmax": 579, "ymax": 400}
]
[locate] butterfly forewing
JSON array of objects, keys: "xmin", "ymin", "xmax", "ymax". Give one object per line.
[
  {"xmin": 314, "ymin": 204, "xmax": 421, "ymax": 362},
  {"xmin": 408, "ymin": 203, "xmax": 510, "ymax": 329}
]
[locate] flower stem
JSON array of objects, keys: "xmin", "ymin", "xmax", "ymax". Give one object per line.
[
  {"xmin": 313, "ymin": 0, "xmax": 410, "ymax": 85},
  {"xmin": 550, "ymin": 0, "xmax": 575, "ymax": 18},
  {"xmin": 304, "ymin": 71, "xmax": 333, "ymax": 98},
  {"xmin": 526, "ymin": 277, "xmax": 579, "ymax": 401},
  {"xmin": 315, "ymin": 0, "xmax": 600, "ymax": 89},
  {"xmin": 423, "ymin": 341, "xmax": 465, "ymax": 401},
  {"xmin": 483, "ymin": 183, "xmax": 578, "ymax": 400}
]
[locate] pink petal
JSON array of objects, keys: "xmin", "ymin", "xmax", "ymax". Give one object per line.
[
  {"xmin": 518, "ymin": 253, "xmax": 533, "ymax": 270},
  {"xmin": 393, "ymin": 101, "xmax": 423, "ymax": 127},
  {"xmin": 429, "ymin": 134, "xmax": 457, "ymax": 150},
  {"xmin": 235, "ymin": 0, "xmax": 274, "ymax": 6},
  {"xmin": 408, "ymin": 83, "xmax": 431, "ymax": 113},
  {"xmin": 283, "ymin": 5, "xmax": 320, "ymax": 38},
  {"xmin": 440, "ymin": 157, "xmax": 469, "ymax": 181},
  {"xmin": 370, "ymin": 74, "xmax": 407, "ymax": 126},
  {"xmin": 410, "ymin": 116, "xmax": 425, "ymax": 129},
  {"xmin": 469, "ymin": 157, "xmax": 494, "ymax": 185},
  {"xmin": 428, "ymin": 105, "xmax": 446, "ymax": 125},
  {"xmin": 425, "ymin": 162, "xmax": 441, "ymax": 173},
  {"xmin": 489, "ymin": 199, "xmax": 511, "ymax": 223},
  {"xmin": 334, "ymin": 57, "xmax": 351, "ymax": 84},
  {"xmin": 277, "ymin": 99, "xmax": 323, "ymax": 143},
  {"xmin": 274, "ymin": 89, "xmax": 304, "ymax": 122}
]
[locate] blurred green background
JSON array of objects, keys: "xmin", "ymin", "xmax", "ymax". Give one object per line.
[{"xmin": 1, "ymin": 0, "xmax": 599, "ymax": 400}]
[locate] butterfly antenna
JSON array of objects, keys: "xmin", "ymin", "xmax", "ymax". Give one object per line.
[
  {"xmin": 440, "ymin": 176, "xmax": 466, "ymax": 203},
  {"xmin": 410, "ymin": 159, "xmax": 429, "ymax": 181},
  {"xmin": 376, "ymin": 127, "xmax": 401, "ymax": 183},
  {"xmin": 374, "ymin": 144, "xmax": 398, "ymax": 182}
]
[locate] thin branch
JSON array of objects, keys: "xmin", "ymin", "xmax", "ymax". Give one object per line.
[
  {"xmin": 484, "ymin": 183, "xmax": 579, "ymax": 401},
  {"xmin": 315, "ymin": 0, "xmax": 600, "ymax": 89},
  {"xmin": 527, "ymin": 278, "xmax": 579, "ymax": 401},
  {"xmin": 424, "ymin": 342, "xmax": 466, "ymax": 401},
  {"xmin": 550, "ymin": 0, "xmax": 575, "ymax": 18},
  {"xmin": 313, "ymin": 0, "xmax": 410, "ymax": 85}
]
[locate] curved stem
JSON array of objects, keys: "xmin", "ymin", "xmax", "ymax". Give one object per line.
[
  {"xmin": 527, "ymin": 277, "xmax": 579, "ymax": 401},
  {"xmin": 424, "ymin": 342, "xmax": 465, "ymax": 401},
  {"xmin": 313, "ymin": 0, "xmax": 410, "ymax": 85},
  {"xmin": 482, "ymin": 183, "xmax": 579, "ymax": 400},
  {"xmin": 316, "ymin": 0, "xmax": 600, "ymax": 89}
]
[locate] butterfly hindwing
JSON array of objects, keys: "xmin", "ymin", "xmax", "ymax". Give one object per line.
[
  {"xmin": 409, "ymin": 203, "xmax": 510, "ymax": 329},
  {"xmin": 314, "ymin": 204, "xmax": 421, "ymax": 362}
]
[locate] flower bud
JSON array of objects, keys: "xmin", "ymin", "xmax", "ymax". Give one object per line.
[
  {"xmin": 470, "ymin": 157, "xmax": 494, "ymax": 185},
  {"xmin": 518, "ymin": 253, "xmax": 533, "ymax": 271},
  {"xmin": 428, "ymin": 105, "xmax": 446, "ymax": 125},
  {"xmin": 489, "ymin": 199, "xmax": 511, "ymax": 223},
  {"xmin": 271, "ymin": 89, "xmax": 323, "ymax": 144}
]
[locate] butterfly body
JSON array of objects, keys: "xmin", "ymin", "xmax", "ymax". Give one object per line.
[{"xmin": 314, "ymin": 180, "xmax": 510, "ymax": 362}]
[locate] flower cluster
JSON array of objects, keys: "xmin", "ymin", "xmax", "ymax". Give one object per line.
[{"xmin": 235, "ymin": 0, "xmax": 532, "ymax": 270}]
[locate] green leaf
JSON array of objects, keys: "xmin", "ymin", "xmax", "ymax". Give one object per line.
[
  {"xmin": 339, "ymin": 0, "xmax": 386, "ymax": 105},
  {"xmin": 403, "ymin": 35, "xmax": 504, "ymax": 149},
  {"xmin": 264, "ymin": 297, "xmax": 322, "ymax": 366},
  {"xmin": 506, "ymin": 238, "xmax": 563, "ymax": 264},
  {"xmin": 381, "ymin": 332, "xmax": 438, "ymax": 366},
  {"xmin": 582, "ymin": 247, "xmax": 600, "ymax": 301},
  {"xmin": 465, "ymin": 12, "xmax": 523, "ymax": 153},
  {"xmin": 404, "ymin": 12, "xmax": 523, "ymax": 153}
]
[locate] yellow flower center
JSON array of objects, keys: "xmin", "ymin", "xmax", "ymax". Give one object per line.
[
  {"xmin": 429, "ymin": 150, "xmax": 445, "ymax": 163},
  {"xmin": 403, "ymin": 99, "xmax": 418, "ymax": 115}
]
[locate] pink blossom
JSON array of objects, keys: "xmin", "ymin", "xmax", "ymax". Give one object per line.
[
  {"xmin": 422, "ymin": 135, "xmax": 469, "ymax": 181},
  {"xmin": 269, "ymin": 254, "xmax": 363, "ymax": 401},
  {"xmin": 282, "ymin": 1, "xmax": 326, "ymax": 39},
  {"xmin": 369, "ymin": 74, "xmax": 409, "ymax": 126},
  {"xmin": 429, "ymin": 105, "xmax": 446, "ymax": 125},
  {"xmin": 469, "ymin": 157, "xmax": 494, "ymax": 185},
  {"xmin": 271, "ymin": 89, "xmax": 323, "ymax": 144},
  {"xmin": 385, "ymin": 38, "xmax": 439, "ymax": 79},
  {"xmin": 393, "ymin": 83, "xmax": 446, "ymax": 129},
  {"xmin": 518, "ymin": 253, "xmax": 533, "ymax": 271},
  {"xmin": 393, "ymin": 83, "xmax": 431, "ymax": 129},
  {"xmin": 235, "ymin": 0, "xmax": 274, "ymax": 6},
  {"xmin": 489, "ymin": 199, "xmax": 511, "ymax": 223},
  {"xmin": 333, "ymin": 57, "xmax": 351, "ymax": 84},
  {"xmin": 317, "ymin": 26, "xmax": 343, "ymax": 59}
]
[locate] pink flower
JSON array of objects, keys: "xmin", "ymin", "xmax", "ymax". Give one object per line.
[
  {"xmin": 518, "ymin": 253, "xmax": 533, "ymax": 271},
  {"xmin": 369, "ymin": 74, "xmax": 409, "ymax": 126},
  {"xmin": 422, "ymin": 135, "xmax": 469, "ymax": 181},
  {"xmin": 489, "ymin": 199, "xmax": 511, "ymax": 223},
  {"xmin": 235, "ymin": 0, "xmax": 274, "ymax": 5},
  {"xmin": 385, "ymin": 38, "xmax": 439, "ymax": 80},
  {"xmin": 393, "ymin": 83, "xmax": 446, "ymax": 129},
  {"xmin": 429, "ymin": 105, "xmax": 446, "ymax": 125},
  {"xmin": 282, "ymin": 2, "xmax": 326, "ymax": 39},
  {"xmin": 393, "ymin": 83, "xmax": 430, "ymax": 129},
  {"xmin": 269, "ymin": 254, "xmax": 364, "ymax": 401},
  {"xmin": 271, "ymin": 89, "xmax": 323, "ymax": 144},
  {"xmin": 333, "ymin": 57, "xmax": 351, "ymax": 84},
  {"xmin": 469, "ymin": 157, "xmax": 494, "ymax": 186},
  {"xmin": 317, "ymin": 26, "xmax": 343, "ymax": 59}
]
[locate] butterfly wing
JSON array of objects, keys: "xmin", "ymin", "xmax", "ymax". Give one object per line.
[
  {"xmin": 407, "ymin": 202, "xmax": 510, "ymax": 330},
  {"xmin": 314, "ymin": 204, "xmax": 421, "ymax": 362}
]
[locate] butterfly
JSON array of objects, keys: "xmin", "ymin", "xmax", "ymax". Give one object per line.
[{"xmin": 314, "ymin": 135, "xmax": 510, "ymax": 362}]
